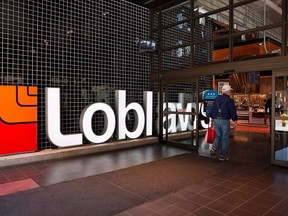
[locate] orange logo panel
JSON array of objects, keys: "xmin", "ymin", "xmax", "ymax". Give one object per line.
[{"xmin": 0, "ymin": 86, "xmax": 37, "ymax": 155}]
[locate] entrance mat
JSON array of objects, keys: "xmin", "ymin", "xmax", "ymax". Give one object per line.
[{"xmin": 0, "ymin": 153, "xmax": 237, "ymax": 216}]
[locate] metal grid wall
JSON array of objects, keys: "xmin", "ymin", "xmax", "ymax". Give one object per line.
[
  {"xmin": 162, "ymin": 21, "xmax": 191, "ymax": 48},
  {"xmin": 0, "ymin": 0, "xmax": 150, "ymax": 150},
  {"xmin": 151, "ymin": 2, "xmax": 213, "ymax": 72},
  {"xmin": 151, "ymin": 1, "xmax": 214, "ymax": 114},
  {"xmin": 161, "ymin": 4, "xmax": 191, "ymax": 28},
  {"xmin": 194, "ymin": 19, "xmax": 214, "ymax": 66}
]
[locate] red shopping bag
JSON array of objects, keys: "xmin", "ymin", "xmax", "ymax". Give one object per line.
[{"xmin": 205, "ymin": 127, "xmax": 215, "ymax": 144}]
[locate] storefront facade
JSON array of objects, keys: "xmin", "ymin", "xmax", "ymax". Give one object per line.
[{"xmin": 1, "ymin": 0, "xmax": 288, "ymax": 167}]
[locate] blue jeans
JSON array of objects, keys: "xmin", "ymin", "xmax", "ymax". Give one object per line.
[{"xmin": 212, "ymin": 119, "xmax": 230, "ymax": 157}]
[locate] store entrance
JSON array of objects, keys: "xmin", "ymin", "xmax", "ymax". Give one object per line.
[
  {"xmin": 158, "ymin": 69, "xmax": 288, "ymax": 167},
  {"xmin": 159, "ymin": 70, "xmax": 274, "ymax": 160}
]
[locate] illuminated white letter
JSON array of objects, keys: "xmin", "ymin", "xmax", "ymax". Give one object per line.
[
  {"xmin": 166, "ymin": 103, "xmax": 177, "ymax": 134},
  {"xmin": 116, "ymin": 90, "xmax": 145, "ymax": 139},
  {"xmin": 176, "ymin": 103, "xmax": 192, "ymax": 132},
  {"xmin": 199, "ymin": 102, "xmax": 209, "ymax": 129},
  {"xmin": 144, "ymin": 91, "xmax": 153, "ymax": 136},
  {"xmin": 187, "ymin": 102, "xmax": 197, "ymax": 131},
  {"xmin": 155, "ymin": 103, "xmax": 177, "ymax": 135},
  {"xmin": 80, "ymin": 103, "xmax": 115, "ymax": 143},
  {"xmin": 45, "ymin": 88, "xmax": 83, "ymax": 147}
]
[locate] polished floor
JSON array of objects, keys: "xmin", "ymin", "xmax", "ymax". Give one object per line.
[{"xmin": 1, "ymin": 125, "xmax": 288, "ymax": 216}]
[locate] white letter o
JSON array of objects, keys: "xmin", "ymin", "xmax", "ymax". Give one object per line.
[{"xmin": 80, "ymin": 103, "xmax": 115, "ymax": 143}]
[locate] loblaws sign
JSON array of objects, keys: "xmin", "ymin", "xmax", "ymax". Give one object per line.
[{"xmin": 46, "ymin": 88, "xmax": 209, "ymax": 148}]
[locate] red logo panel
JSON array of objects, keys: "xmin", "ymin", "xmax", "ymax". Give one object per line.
[{"xmin": 0, "ymin": 86, "xmax": 37, "ymax": 155}]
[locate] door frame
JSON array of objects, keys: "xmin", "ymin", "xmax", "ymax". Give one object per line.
[
  {"xmin": 271, "ymin": 68, "xmax": 288, "ymax": 167},
  {"xmin": 159, "ymin": 77, "xmax": 200, "ymax": 150}
]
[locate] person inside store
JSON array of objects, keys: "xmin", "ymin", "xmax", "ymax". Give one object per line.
[
  {"xmin": 266, "ymin": 93, "xmax": 283, "ymax": 115},
  {"xmin": 209, "ymin": 84, "xmax": 238, "ymax": 161},
  {"xmin": 265, "ymin": 94, "xmax": 272, "ymax": 115},
  {"xmin": 265, "ymin": 94, "xmax": 283, "ymax": 136},
  {"xmin": 265, "ymin": 94, "xmax": 272, "ymax": 133}
]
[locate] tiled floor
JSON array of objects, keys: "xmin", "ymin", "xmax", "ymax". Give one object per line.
[
  {"xmin": 116, "ymin": 162, "xmax": 288, "ymax": 216},
  {"xmin": 1, "ymin": 125, "xmax": 288, "ymax": 216},
  {"xmin": 0, "ymin": 144, "xmax": 190, "ymax": 195}
]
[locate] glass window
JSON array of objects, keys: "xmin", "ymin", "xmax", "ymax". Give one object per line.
[
  {"xmin": 233, "ymin": 27, "xmax": 282, "ymax": 61},
  {"xmin": 233, "ymin": 0, "xmax": 282, "ymax": 33},
  {"xmin": 213, "ymin": 37, "xmax": 229, "ymax": 62},
  {"xmin": 162, "ymin": 21, "xmax": 190, "ymax": 49},
  {"xmin": 193, "ymin": 10, "xmax": 229, "ymax": 42},
  {"xmin": 194, "ymin": 41, "xmax": 214, "ymax": 66},
  {"xmin": 161, "ymin": 81, "xmax": 200, "ymax": 150},
  {"xmin": 274, "ymin": 75, "xmax": 288, "ymax": 163},
  {"xmin": 162, "ymin": 48, "xmax": 191, "ymax": 71},
  {"xmin": 213, "ymin": 41, "xmax": 230, "ymax": 62},
  {"xmin": 274, "ymin": 77, "xmax": 287, "ymax": 116},
  {"xmin": 162, "ymin": 2, "xmax": 190, "ymax": 27},
  {"xmin": 274, "ymin": 130, "xmax": 288, "ymax": 162},
  {"xmin": 194, "ymin": 0, "xmax": 229, "ymax": 14}
]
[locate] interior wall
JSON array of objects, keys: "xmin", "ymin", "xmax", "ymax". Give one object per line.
[{"xmin": 214, "ymin": 72, "xmax": 274, "ymax": 94}]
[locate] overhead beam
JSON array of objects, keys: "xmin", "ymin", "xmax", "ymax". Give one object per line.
[{"xmin": 264, "ymin": 0, "xmax": 282, "ymax": 15}]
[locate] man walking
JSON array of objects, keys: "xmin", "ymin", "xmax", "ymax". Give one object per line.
[{"xmin": 209, "ymin": 84, "xmax": 238, "ymax": 161}]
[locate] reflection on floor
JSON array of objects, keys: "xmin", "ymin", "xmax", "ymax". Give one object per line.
[
  {"xmin": 1, "ymin": 125, "xmax": 288, "ymax": 216},
  {"xmin": 198, "ymin": 124, "xmax": 270, "ymax": 162},
  {"xmin": 236, "ymin": 124, "xmax": 270, "ymax": 134},
  {"xmin": 0, "ymin": 178, "xmax": 39, "ymax": 196}
]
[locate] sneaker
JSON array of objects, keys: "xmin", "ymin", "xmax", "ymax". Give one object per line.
[
  {"xmin": 219, "ymin": 155, "xmax": 229, "ymax": 161},
  {"xmin": 210, "ymin": 147, "xmax": 217, "ymax": 156}
]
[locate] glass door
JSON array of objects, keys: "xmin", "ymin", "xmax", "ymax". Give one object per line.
[
  {"xmin": 272, "ymin": 70, "xmax": 288, "ymax": 167},
  {"xmin": 160, "ymin": 78, "xmax": 199, "ymax": 151}
]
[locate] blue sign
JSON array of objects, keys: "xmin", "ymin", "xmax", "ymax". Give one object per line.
[
  {"xmin": 203, "ymin": 90, "xmax": 218, "ymax": 114},
  {"xmin": 203, "ymin": 90, "xmax": 218, "ymax": 100}
]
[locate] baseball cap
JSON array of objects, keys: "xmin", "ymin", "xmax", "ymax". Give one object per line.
[{"xmin": 222, "ymin": 84, "xmax": 233, "ymax": 91}]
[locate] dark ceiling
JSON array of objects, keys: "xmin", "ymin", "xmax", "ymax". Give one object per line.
[{"xmin": 126, "ymin": 0, "xmax": 177, "ymax": 9}]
